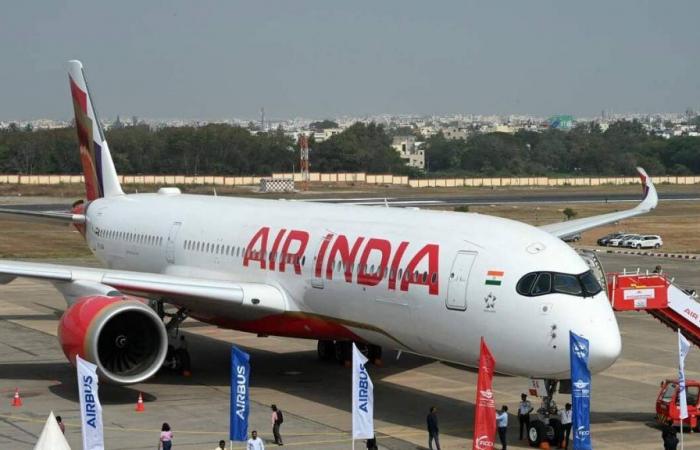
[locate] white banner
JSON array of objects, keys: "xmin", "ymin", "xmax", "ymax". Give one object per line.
[
  {"xmin": 77, "ymin": 355, "xmax": 105, "ymax": 450},
  {"xmin": 678, "ymin": 330, "xmax": 691, "ymax": 420},
  {"xmin": 352, "ymin": 343, "xmax": 374, "ymax": 440}
]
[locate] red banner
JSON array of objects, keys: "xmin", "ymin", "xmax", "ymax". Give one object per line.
[{"xmin": 472, "ymin": 337, "xmax": 496, "ymax": 450}]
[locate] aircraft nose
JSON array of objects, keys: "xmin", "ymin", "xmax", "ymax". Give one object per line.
[
  {"xmin": 584, "ymin": 295, "xmax": 622, "ymax": 372},
  {"xmin": 587, "ymin": 326, "xmax": 622, "ymax": 372}
]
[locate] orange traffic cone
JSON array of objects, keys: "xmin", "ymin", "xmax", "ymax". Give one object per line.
[
  {"xmin": 135, "ymin": 392, "xmax": 145, "ymax": 412},
  {"xmin": 11, "ymin": 388, "xmax": 22, "ymax": 407}
]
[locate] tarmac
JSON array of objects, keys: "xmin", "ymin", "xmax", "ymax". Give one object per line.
[{"xmin": 0, "ymin": 252, "xmax": 698, "ymax": 449}]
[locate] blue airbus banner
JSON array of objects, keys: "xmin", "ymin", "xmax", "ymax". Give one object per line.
[
  {"xmin": 570, "ymin": 332, "xmax": 592, "ymax": 450},
  {"xmin": 230, "ymin": 346, "xmax": 250, "ymax": 442}
]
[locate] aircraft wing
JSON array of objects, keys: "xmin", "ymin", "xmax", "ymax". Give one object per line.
[
  {"xmin": 539, "ymin": 167, "xmax": 658, "ymax": 238},
  {"xmin": 0, "ymin": 260, "xmax": 287, "ymax": 314},
  {"xmin": 0, "ymin": 206, "xmax": 84, "ymax": 225}
]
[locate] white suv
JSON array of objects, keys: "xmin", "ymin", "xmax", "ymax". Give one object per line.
[{"xmin": 625, "ymin": 235, "xmax": 663, "ymax": 249}]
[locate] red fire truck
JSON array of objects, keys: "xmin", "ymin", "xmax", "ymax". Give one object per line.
[{"xmin": 657, "ymin": 379, "xmax": 700, "ymax": 430}]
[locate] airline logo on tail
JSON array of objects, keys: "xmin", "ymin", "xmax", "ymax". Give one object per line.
[
  {"xmin": 69, "ymin": 72, "xmax": 104, "ymax": 200},
  {"xmin": 68, "ymin": 60, "xmax": 123, "ymax": 201}
]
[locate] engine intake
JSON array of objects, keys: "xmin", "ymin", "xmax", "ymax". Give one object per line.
[{"xmin": 58, "ymin": 295, "xmax": 168, "ymax": 385}]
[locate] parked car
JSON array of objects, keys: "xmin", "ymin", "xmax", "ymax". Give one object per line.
[
  {"xmin": 625, "ymin": 235, "xmax": 663, "ymax": 249},
  {"xmin": 562, "ymin": 233, "xmax": 581, "ymax": 242},
  {"xmin": 597, "ymin": 232, "xmax": 627, "ymax": 246},
  {"xmin": 608, "ymin": 234, "xmax": 640, "ymax": 247}
]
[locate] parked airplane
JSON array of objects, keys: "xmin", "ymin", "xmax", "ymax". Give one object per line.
[{"xmin": 0, "ymin": 62, "xmax": 657, "ymax": 393}]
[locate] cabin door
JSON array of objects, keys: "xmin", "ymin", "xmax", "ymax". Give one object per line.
[{"xmin": 445, "ymin": 251, "xmax": 477, "ymax": 311}]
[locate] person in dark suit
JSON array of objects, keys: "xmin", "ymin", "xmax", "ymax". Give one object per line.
[{"xmin": 426, "ymin": 406, "xmax": 441, "ymax": 450}]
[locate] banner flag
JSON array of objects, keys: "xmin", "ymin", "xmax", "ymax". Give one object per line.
[
  {"xmin": 679, "ymin": 329, "xmax": 691, "ymax": 420},
  {"xmin": 472, "ymin": 337, "xmax": 496, "ymax": 450},
  {"xmin": 76, "ymin": 355, "xmax": 105, "ymax": 450},
  {"xmin": 570, "ymin": 332, "xmax": 592, "ymax": 450},
  {"xmin": 352, "ymin": 343, "xmax": 374, "ymax": 439},
  {"xmin": 230, "ymin": 346, "xmax": 251, "ymax": 442}
]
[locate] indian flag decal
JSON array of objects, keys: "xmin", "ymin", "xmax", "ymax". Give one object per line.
[{"xmin": 485, "ymin": 270, "xmax": 504, "ymax": 286}]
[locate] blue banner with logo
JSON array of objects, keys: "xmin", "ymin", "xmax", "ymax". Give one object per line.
[
  {"xmin": 230, "ymin": 346, "xmax": 250, "ymax": 442},
  {"xmin": 570, "ymin": 332, "xmax": 592, "ymax": 450}
]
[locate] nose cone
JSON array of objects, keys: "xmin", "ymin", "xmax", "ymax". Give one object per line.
[
  {"xmin": 586, "ymin": 293, "xmax": 622, "ymax": 373},
  {"xmin": 587, "ymin": 323, "xmax": 622, "ymax": 373}
]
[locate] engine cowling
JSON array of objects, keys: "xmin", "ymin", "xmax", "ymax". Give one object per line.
[{"xmin": 58, "ymin": 295, "xmax": 168, "ymax": 385}]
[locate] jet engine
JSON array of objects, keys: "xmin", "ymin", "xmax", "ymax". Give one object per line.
[{"xmin": 58, "ymin": 295, "xmax": 168, "ymax": 385}]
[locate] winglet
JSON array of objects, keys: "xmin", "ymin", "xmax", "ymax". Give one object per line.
[
  {"xmin": 635, "ymin": 167, "xmax": 658, "ymax": 212},
  {"xmin": 68, "ymin": 60, "xmax": 123, "ymax": 200}
]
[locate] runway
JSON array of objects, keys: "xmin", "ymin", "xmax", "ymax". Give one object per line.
[{"xmin": 0, "ymin": 253, "xmax": 698, "ymax": 449}]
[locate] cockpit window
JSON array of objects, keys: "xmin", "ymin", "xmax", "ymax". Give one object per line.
[
  {"xmin": 531, "ymin": 273, "xmax": 552, "ymax": 296},
  {"xmin": 516, "ymin": 273, "xmax": 538, "ymax": 295},
  {"xmin": 517, "ymin": 270, "xmax": 602, "ymax": 298},
  {"xmin": 554, "ymin": 274, "xmax": 583, "ymax": 295},
  {"xmin": 580, "ymin": 270, "xmax": 602, "ymax": 296}
]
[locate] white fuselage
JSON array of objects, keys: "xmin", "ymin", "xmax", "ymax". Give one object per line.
[{"xmin": 84, "ymin": 191, "xmax": 621, "ymax": 379}]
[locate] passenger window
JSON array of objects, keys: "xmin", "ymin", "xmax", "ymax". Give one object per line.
[
  {"xmin": 687, "ymin": 386, "xmax": 700, "ymax": 407},
  {"xmin": 553, "ymin": 274, "xmax": 583, "ymax": 295},
  {"xmin": 531, "ymin": 273, "xmax": 552, "ymax": 296}
]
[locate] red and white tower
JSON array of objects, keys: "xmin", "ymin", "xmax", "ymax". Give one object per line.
[{"xmin": 298, "ymin": 134, "xmax": 310, "ymax": 191}]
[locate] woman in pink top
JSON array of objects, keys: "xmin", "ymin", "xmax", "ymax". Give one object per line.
[{"xmin": 158, "ymin": 422, "xmax": 173, "ymax": 450}]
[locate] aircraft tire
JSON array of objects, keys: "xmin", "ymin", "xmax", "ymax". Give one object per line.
[
  {"xmin": 548, "ymin": 418, "xmax": 564, "ymax": 446},
  {"xmin": 527, "ymin": 420, "xmax": 546, "ymax": 447},
  {"xmin": 334, "ymin": 341, "xmax": 351, "ymax": 364},
  {"xmin": 368, "ymin": 345, "xmax": 382, "ymax": 363}
]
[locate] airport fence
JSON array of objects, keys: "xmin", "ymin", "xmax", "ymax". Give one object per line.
[{"xmin": 0, "ymin": 173, "xmax": 698, "ymax": 187}]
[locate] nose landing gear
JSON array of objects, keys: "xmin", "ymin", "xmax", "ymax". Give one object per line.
[{"xmin": 527, "ymin": 379, "xmax": 565, "ymax": 448}]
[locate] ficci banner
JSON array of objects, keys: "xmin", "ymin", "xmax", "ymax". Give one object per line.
[
  {"xmin": 472, "ymin": 337, "xmax": 496, "ymax": 450},
  {"xmin": 76, "ymin": 355, "xmax": 105, "ymax": 450},
  {"xmin": 570, "ymin": 332, "xmax": 592, "ymax": 450}
]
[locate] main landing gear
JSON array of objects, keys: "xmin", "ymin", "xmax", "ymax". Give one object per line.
[
  {"xmin": 317, "ymin": 340, "xmax": 382, "ymax": 366},
  {"xmin": 154, "ymin": 301, "xmax": 192, "ymax": 376},
  {"xmin": 527, "ymin": 379, "xmax": 565, "ymax": 448}
]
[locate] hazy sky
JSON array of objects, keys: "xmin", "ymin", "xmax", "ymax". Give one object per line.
[{"xmin": 1, "ymin": 1, "xmax": 698, "ymax": 120}]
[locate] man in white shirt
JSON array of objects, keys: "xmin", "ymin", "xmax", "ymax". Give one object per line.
[
  {"xmin": 517, "ymin": 393, "xmax": 533, "ymax": 441},
  {"xmin": 247, "ymin": 430, "xmax": 265, "ymax": 450},
  {"xmin": 560, "ymin": 403, "xmax": 573, "ymax": 449},
  {"xmin": 496, "ymin": 405, "xmax": 509, "ymax": 450}
]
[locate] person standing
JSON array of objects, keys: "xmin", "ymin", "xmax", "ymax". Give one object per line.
[
  {"xmin": 496, "ymin": 405, "xmax": 509, "ymax": 450},
  {"xmin": 55, "ymin": 415, "xmax": 65, "ymax": 434},
  {"xmin": 271, "ymin": 404, "xmax": 284, "ymax": 445},
  {"xmin": 214, "ymin": 440, "xmax": 226, "ymax": 450},
  {"xmin": 365, "ymin": 434, "xmax": 378, "ymax": 450},
  {"xmin": 247, "ymin": 430, "xmax": 265, "ymax": 450},
  {"xmin": 560, "ymin": 403, "xmax": 572, "ymax": 449},
  {"xmin": 662, "ymin": 420, "xmax": 679, "ymax": 450},
  {"xmin": 517, "ymin": 393, "xmax": 533, "ymax": 440},
  {"xmin": 426, "ymin": 406, "xmax": 441, "ymax": 450},
  {"xmin": 158, "ymin": 422, "xmax": 173, "ymax": 450}
]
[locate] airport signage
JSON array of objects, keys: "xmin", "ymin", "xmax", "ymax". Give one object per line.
[
  {"xmin": 229, "ymin": 346, "xmax": 250, "ymax": 442},
  {"xmin": 570, "ymin": 332, "xmax": 592, "ymax": 450},
  {"xmin": 76, "ymin": 355, "xmax": 105, "ymax": 450}
]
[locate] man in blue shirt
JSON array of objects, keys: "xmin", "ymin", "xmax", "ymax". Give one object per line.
[{"xmin": 496, "ymin": 405, "xmax": 509, "ymax": 450}]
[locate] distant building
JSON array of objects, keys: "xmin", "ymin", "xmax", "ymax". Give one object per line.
[
  {"xmin": 391, "ymin": 136, "xmax": 425, "ymax": 169},
  {"xmin": 313, "ymin": 127, "xmax": 343, "ymax": 142},
  {"xmin": 441, "ymin": 126, "xmax": 468, "ymax": 140}
]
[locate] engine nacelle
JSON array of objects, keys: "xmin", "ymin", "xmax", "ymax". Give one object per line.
[{"xmin": 58, "ymin": 295, "xmax": 168, "ymax": 385}]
